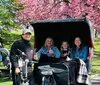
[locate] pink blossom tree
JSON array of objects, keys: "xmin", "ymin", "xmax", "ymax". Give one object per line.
[{"xmin": 17, "ymin": 0, "xmax": 100, "ymax": 30}]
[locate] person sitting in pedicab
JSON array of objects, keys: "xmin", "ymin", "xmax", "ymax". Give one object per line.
[
  {"xmin": 60, "ymin": 41, "xmax": 71, "ymax": 61},
  {"xmin": 70, "ymin": 37, "xmax": 89, "ymax": 84},
  {"xmin": 34, "ymin": 37, "xmax": 60, "ymax": 63},
  {"xmin": 70, "ymin": 37, "xmax": 89, "ymax": 64}
]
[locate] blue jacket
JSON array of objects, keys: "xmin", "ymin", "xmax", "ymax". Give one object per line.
[
  {"xmin": 37, "ymin": 46, "xmax": 60, "ymax": 59},
  {"xmin": 70, "ymin": 46, "xmax": 89, "ymax": 63}
]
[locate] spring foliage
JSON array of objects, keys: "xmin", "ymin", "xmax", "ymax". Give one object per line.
[
  {"xmin": 0, "ymin": 0, "xmax": 23, "ymax": 29},
  {"xmin": 17, "ymin": 0, "xmax": 100, "ymax": 30}
]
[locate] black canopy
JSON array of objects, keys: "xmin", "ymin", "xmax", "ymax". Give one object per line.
[{"xmin": 30, "ymin": 18, "xmax": 94, "ymax": 51}]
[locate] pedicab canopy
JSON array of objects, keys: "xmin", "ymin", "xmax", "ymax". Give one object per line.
[{"xmin": 30, "ymin": 18, "xmax": 94, "ymax": 51}]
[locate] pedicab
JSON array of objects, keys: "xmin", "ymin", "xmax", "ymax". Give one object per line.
[{"xmin": 30, "ymin": 17, "xmax": 94, "ymax": 85}]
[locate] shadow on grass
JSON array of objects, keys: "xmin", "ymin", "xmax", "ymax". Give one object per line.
[
  {"xmin": 94, "ymin": 37, "xmax": 100, "ymax": 42},
  {"xmin": 0, "ymin": 77, "xmax": 11, "ymax": 82},
  {"xmin": 94, "ymin": 51, "xmax": 100, "ymax": 57}
]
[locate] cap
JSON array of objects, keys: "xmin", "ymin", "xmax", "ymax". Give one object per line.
[{"xmin": 22, "ymin": 29, "xmax": 31, "ymax": 34}]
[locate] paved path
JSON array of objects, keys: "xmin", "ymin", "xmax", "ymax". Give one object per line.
[
  {"xmin": 92, "ymin": 79, "xmax": 100, "ymax": 85},
  {"xmin": 91, "ymin": 74, "xmax": 100, "ymax": 85}
]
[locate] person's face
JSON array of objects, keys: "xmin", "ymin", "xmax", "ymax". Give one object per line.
[
  {"xmin": 62, "ymin": 42, "xmax": 68, "ymax": 49},
  {"xmin": 46, "ymin": 38, "xmax": 53, "ymax": 47},
  {"xmin": 74, "ymin": 37, "xmax": 81, "ymax": 47},
  {"xmin": 22, "ymin": 32, "xmax": 32, "ymax": 41}
]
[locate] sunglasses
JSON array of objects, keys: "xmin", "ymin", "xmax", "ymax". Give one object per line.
[{"xmin": 23, "ymin": 33, "xmax": 32, "ymax": 35}]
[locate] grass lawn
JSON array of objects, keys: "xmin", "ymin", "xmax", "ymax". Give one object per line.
[
  {"xmin": 91, "ymin": 35, "xmax": 100, "ymax": 74},
  {"xmin": 0, "ymin": 77, "xmax": 12, "ymax": 85},
  {"xmin": 92, "ymin": 57, "xmax": 100, "ymax": 74}
]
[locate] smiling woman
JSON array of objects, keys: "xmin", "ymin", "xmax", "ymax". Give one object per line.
[
  {"xmin": 36, "ymin": 37, "xmax": 60, "ymax": 60},
  {"xmin": 70, "ymin": 37, "xmax": 89, "ymax": 63},
  {"xmin": 22, "ymin": 29, "xmax": 32, "ymax": 41}
]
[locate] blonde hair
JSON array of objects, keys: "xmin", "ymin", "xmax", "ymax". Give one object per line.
[
  {"xmin": 61, "ymin": 41, "xmax": 69, "ymax": 51},
  {"xmin": 44, "ymin": 37, "xmax": 54, "ymax": 47}
]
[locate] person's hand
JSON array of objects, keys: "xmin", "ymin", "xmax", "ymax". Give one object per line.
[
  {"xmin": 15, "ymin": 68, "xmax": 20, "ymax": 75},
  {"xmin": 49, "ymin": 48, "xmax": 54, "ymax": 54},
  {"xmin": 66, "ymin": 56, "xmax": 71, "ymax": 61},
  {"xmin": 34, "ymin": 53, "xmax": 38, "ymax": 60},
  {"xmin": 63, "ymin": 53, "xmax": 68, "ymax": 57}
]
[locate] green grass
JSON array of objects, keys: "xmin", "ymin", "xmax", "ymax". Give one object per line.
[
  {"xmin": 92, "ymin": 57, "xmax": 100, "ymax": 74},
  {"xmin": 0, "ymin": 62, "xmax": 7, "ymax": 69},
  {"xmin": 0, "ymin": 77, "xmax": 12, "ymax": 85},
  {"xmin": 91, "ymin": 35, "xmax": 100, "ymax": 74}
]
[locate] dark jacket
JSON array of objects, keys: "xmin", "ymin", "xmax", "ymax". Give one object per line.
[{"xmin": 10, "ymin": 38, "xmax": 34, "ymax": 68}]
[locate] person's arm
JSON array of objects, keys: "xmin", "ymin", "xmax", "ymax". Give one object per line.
[
  {"xmin": 80, "ymin": 46, "xmax": 89, "ymax": 62},
  {"xmin": 70, "ymin": 54, "xmax": 75, "ymax": 59},
  {"xmin": 37, "ymin": 47, "xmax": 44, "ymax": 59},
  {"xmin": 70, "ymin": 48, "xmax": 75, "ymax": 59},
  {"xmin": 10, "ymin": 41, "xmax": 19, "ymax": 68},
  {"xmin": 10, "ymin": 41, "xmax": 21, "ymax": 74},
  {"xmin": 53, "ymin": 47, "xmax": 60, "ymax": 58},
  {"xmin": 89, "ymin": 47, "xmax": 94, "ymax": 60}
]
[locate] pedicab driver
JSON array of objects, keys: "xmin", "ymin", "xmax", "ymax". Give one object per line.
[{"xmin": 10, "ymin": 29, "xmax": 35, "ymax": 85}]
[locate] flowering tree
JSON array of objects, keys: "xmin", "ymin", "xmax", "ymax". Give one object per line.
[{"xmin": 17, "ymin": 0, "xmax": 100, "ymax": 30}]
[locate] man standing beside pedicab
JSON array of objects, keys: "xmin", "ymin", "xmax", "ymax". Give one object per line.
[{"xmin": 10, "ymin": 29, "xmax": 35, "ymax": 85}]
